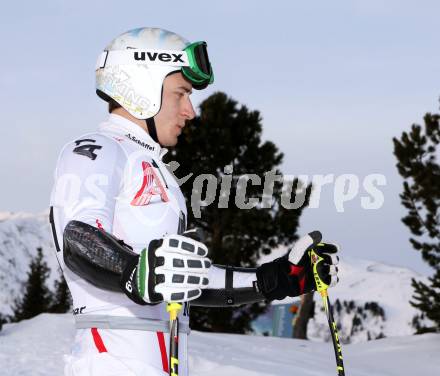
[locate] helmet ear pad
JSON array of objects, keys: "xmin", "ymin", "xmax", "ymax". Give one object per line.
[
  {"xmin": 96, "ymin": 69, "xmax": 183, "ymax": 145},
  {"xmin": 96, "ymin": 64, "xmax": 179, "ymax": 120}
]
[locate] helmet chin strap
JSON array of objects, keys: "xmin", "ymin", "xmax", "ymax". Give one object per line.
[{"xmin": 146, "ymin": 117, "xmax": 162, "ymax": 146}]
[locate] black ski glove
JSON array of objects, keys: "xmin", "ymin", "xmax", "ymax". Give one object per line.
[{"xmin": 256, "ymin": 231, "xmax": 339, "ymax": 301}]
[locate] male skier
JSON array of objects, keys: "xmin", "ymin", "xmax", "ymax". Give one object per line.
[{"xmin": 49, "ymin": 27, "xmax": 340, "ymax": 375}]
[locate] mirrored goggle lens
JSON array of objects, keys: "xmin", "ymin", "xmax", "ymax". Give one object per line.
[
  {"xmin": 193, "ymin": 42, "xmax": 211, "ymax": 76},
  {"xmin": 182, "ymin": 41, "xmax": 214, "ymax": 86}
]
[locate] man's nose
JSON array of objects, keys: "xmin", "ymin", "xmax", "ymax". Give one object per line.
[{"xmin": 182, "ymin": 97, "xmax": 196, "ymax": 120}]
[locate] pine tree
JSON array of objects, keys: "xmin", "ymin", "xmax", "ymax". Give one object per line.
[
  {"xmin": 49, "ymin": 273, "xmax": 72, "ymax": 314},
  {"xmin": 393, "ymin": 109, "xmax": 440, "ymax": 333},
  {"xmin": 0, "ymin": 313, "xmax": 7, "ymax": 332},
  {"xmin": 12, "ymin": 247, "xmax": 53, "ymax": 322},
  {"xmin": 168, "ymin": 92, "xmax": 311, "ymax": 333},
  {"xmin": 410, "ymin": 271, "xmax": 440, "ymax": 332}
]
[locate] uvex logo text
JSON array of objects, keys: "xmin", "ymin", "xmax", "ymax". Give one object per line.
[{"xmin": 134, "ymin": 52, "xmax": 184, "ymax": 63}]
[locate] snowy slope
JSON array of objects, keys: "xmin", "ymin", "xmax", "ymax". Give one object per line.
[
  {"xmin": 0, "ymin": 313, "xmax": 439, "ymax": 376},
  {"xmin": 307, "ymin": 256, "xmax": 426, "ymax": 342},
  {"xmin": 0, "ymin": 210, "xmax": 60, "ymax": 317},
  {"xmin": 261, "ymin": 246, "xmax": 428, "ymax": 342}
]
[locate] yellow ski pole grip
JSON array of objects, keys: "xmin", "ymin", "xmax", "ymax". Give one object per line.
[
  {"xmin": 167, "ymin": 302, "xmax": 182, "ymax": 320},
  {"xmin": 309, "ymin": 247, "xmax": 330, "ymax": 295},
  {"xmin": 167, "ymin": 302, "xmax": 183, "ymax": 376}
]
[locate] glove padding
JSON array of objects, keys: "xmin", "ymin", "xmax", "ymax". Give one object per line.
[
  {"xmin": 256, "ymin": 231, "xmax": 339, "ymax": 301},
  {"xmin": 121, "ymin": 231, "xmax": 211, "ymax": 304}
]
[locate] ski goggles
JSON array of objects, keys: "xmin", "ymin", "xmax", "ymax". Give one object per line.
[
  {"xmin": 96, "ymin": 41, "xmax": 214, "ymax": 88},
  {"xmin": 181, "ymin": 41, "xmax": 214, "ymax": 88}
]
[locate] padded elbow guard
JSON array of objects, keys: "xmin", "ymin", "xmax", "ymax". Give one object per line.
[{"xmin": 63, "ymin": 220, "xmax": 147, "ymax": 305}]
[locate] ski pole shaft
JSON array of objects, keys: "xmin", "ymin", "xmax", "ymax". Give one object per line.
[
  {"xmin": 309, "ymin": 249, "xmax": 346, "ymax": 376},
  {"xmin": 167, "ymin": 302, "xmax": 182, "ymax": 376},
  {"xmin": 320, "ymin": 290, "xmax": 345, "ymax": 375}
]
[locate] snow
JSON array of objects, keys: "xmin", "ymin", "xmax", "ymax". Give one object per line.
[
  {"xmin": 309, "ymin": 255, "xmax": 426, "ymax": 339},
  {"xmin": 0, "ymin": 210, "xmax": 60, "ymax": 317},
  {"xmin": 1, "ymin": 313, "xmax": 439, "ymax": 375},
  {"xmin": 0, "ymin": 314, "xmax": 74, "ymax": 375},
  {"xmin": 261, "ymin": 246, "xmax": 429, "ymax": 341}
]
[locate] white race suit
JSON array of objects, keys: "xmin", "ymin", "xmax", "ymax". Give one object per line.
[{"xmin": 50, "ymin": 114, "xmax": 192, "ymax": 375}]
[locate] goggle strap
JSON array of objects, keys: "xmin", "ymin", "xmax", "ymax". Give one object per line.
[
  {"xmin": 96, "ymin": 42, "xmax": 214, "ymax": 86},
  {"xmin": 95, "ymin": 49, "xmax": 191, "ymax": 70}
]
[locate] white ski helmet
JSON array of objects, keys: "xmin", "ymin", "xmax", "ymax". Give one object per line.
[{"xmin": 95, "ymin": 27, "xmax": 214, "ymax": 120}]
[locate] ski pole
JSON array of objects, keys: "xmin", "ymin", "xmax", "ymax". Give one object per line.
[
  {"xmin": 309, "ymin": 248, "xmax": 345, "ymax": 376},
  {"xmin": 167, "ymin": 302, "xmax": 182, "ymax": 376}
]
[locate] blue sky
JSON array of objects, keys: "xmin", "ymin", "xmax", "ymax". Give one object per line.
[{"xmin": 1, "ymin": 1, "xmax": 439, "ymax": 274}]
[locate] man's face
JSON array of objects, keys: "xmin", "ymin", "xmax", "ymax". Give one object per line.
[{"xmin": 154, "ymin": 72, "xmax": 196, "ymax": 147}]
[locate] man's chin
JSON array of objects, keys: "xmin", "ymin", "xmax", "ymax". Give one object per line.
[{"xmin": 161, "ymin": 137, "xmax": 178, "ymax": 147}]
